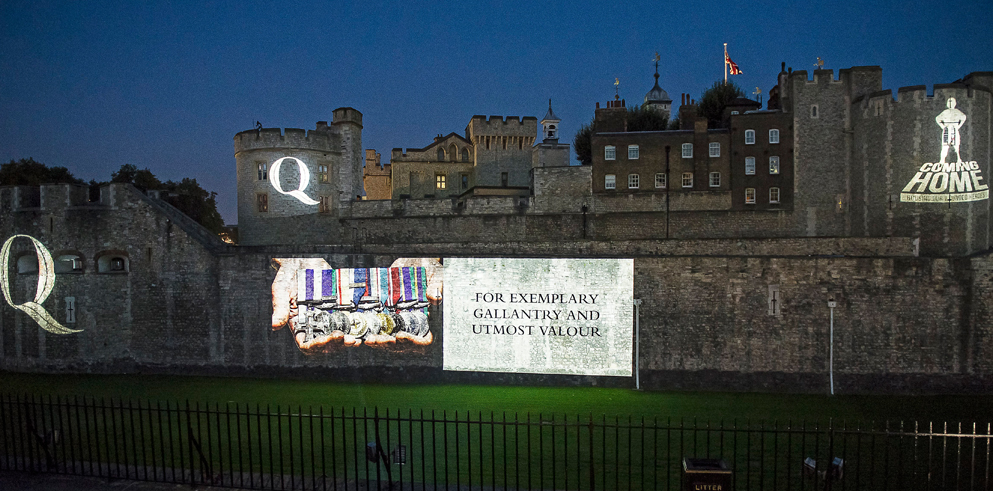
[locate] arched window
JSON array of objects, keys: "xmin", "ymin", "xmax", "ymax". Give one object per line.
[
  {"xmin": 461, "ymin": 148, "xmax": 469, "ymax": 162},
  {"xmin": 437, "ymin": 148, "xmax": 445, "ymax": 161},
  {"xmin": 449, "ymin": 144, "xmax": 458, "ymax": 162},
  {"xmin": 96, "ymin": 252, "xmax": 129, "ymax": 273},
  {"xmin": 55, "ymin": 252, "xmax": 84, "ymax": 273},
  {"xmin": 16, "ymin": 253, "xmax": 38, "ymax": 274}
]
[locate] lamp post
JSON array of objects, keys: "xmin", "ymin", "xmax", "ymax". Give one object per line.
[
  {"xmin": 634, "ymin": 298, "xmax": 643, "ymax": 390},
  {"xmin": 827, "ymin": 298, "xmax": 837, "ymax": 395}
]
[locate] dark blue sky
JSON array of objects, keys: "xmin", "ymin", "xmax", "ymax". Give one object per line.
[{"xmin": 2, "ymin": 0, "xmax": 989, "ymax": 224}]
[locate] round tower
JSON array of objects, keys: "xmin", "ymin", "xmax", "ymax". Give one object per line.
[{"xmin": 234, "ymin": 113, "xmax": 362, "ymax": 246}]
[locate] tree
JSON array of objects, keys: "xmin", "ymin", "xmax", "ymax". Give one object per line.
[
  {"xmin": 698, "ymin": 80, "xmax": 745, "ymax": 128},
  {"xmin": 110, "ymin": 164, "xmax": 224, "ymax": 234},
  {"xmin": 573, "ymin": 120, "xmax": 594, "ymax": 165},
  {"xmin": 627, "ymin": 106, "xmax": 671, "ymax": 132},
  {"xmin": 0, "ymin": 158, "xmax": 84, "ymax": 185}
]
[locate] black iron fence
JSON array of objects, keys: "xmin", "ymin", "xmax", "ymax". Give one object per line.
[{"xmin": 0, "ymin": 393, "xmax": 990, "ymax": 490}]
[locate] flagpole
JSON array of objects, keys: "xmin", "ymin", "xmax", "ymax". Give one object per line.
[{"xmin": 724, "ymin": 43, "xmax": 728, "ymax": 83}]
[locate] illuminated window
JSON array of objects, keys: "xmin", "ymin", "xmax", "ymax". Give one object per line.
[
  {"xmin": 319, "ymin": 195, "xmax": 331, "ymax": 213},
  {"xmin": 628, "ymin": 145, "xmax": 639, "ymax": 159},
  {"xmin": 709, "ymin": 142, "xmax": 720, "ymax": 157},
  {"xmin": 745, "ymin": 188, "xmax": 756, "ymax": 204},
  {"xmin": 436, "ymin": 174, "xmax": 446, "ymax": 190},
  {"xmin": 769, "ymin": 129, "xmax": 780, "ymax": 144},
  {"xmin": 709, "ymin": 172, "xmax": 721, "ymax": 187},
  {"xmin": 745, "ymin": 130, "xmax": 755, "ymax": 145},
  {"xmin": 745, "ymin": 157, "xmax": 756, "ymax": 175},
  {"xmin": 811, "ymin": 105, "xmax": 819, "ymax": 118},
  {"xmin": 318, "ymin": 165, "xmax": 329, "ymax": 183},
  {"xmin": 605, "ymin": 174, "xmax": 616, "ymax": 189},
  {"xmin": 769, "ymin": 187, "xmax": 781, "ymax": 203},
  {"xmin": 437, "ymin": 148, "xmax": 445, "ymax": 161},
  {"xmin": 655, "ymin": 173, "xmax": 666, "ymax": 188},
  {"xmin": 257, "ymin": 162, "xmax": 267, "ymax": 180},
  {"xmin": 605, "ymin": 145, "xmax": 616, "ymax": 160},
  {"xmin": 461, "ymin": 148, "xmax": 469, "ymax": 162},
  {"xmin": 682, "ymin": 172, "xmax": 693, "ymax": 188},
  {"xmin": 681, "ymin": 143, "xmax": 693, "ymax": 158},
  {"xmin": 628, "ymin": 174, "xmax": 640, "ymax": 189},
  {"xmin": 769, "ymin": 156, "xmax": 780, "ymax": 174},
  {"xmin": 257, "ymin": 193, "xmax": 268, "ymax": 213}
]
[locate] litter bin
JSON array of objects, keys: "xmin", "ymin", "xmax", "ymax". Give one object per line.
[{"xmin": 683, "ymin": 458, "xmax": 732, "ymax": 491}]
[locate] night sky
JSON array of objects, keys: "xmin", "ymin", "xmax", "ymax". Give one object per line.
[{"xmin": 1, "ymin": 1, "xmax": 989, "ymax": 225}]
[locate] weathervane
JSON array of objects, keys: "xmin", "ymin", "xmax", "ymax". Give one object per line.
[
  {"xmin": 614, "ymin": 78, "xmax": 620, "ymax": 100},
  {"xmin": 753, "ymin": 86, "xmax": 762, "ymax": 105},
  {"xmin": 814, "ymin": 57, "xmax": 825, "ymax": 69}
]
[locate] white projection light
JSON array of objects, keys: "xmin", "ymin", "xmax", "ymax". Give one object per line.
[
  {"xmin": 443, "ymin": 257, "xmax": 634, "ymax": 377},
  {"xmin": 0, "ymin": 235, "xmax": 81, "ymax": 335},
  {"xmin": 901, "ymin": 98, "xmax": 988, "ymax": 203},
  {"xmin": 269, "ymin": 157, "xmax": 320, "ymax": 205}
]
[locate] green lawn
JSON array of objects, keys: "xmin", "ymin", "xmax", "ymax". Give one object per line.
[{"xmin": 1, "ymin": 371, "xmax": 990, "ymax": 424}]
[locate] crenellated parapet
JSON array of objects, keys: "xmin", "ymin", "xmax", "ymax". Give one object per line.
[
  {"xmin": 234, "ymin": 127, "xmax": 339, "ymax": 155},
  {"xmin": 466, "ymin": 115, "xmax": 538, "ymax": 140}
]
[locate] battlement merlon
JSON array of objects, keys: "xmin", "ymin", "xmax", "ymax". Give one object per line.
[
  {"xmin": 233, "ymin": 125, "xmax": 340, "ymax": 155},
  {"xmin": 852, "ymin": 83, "xmax": 993, "ymax": 105},
  {"xmin": 0, "ymin": 182, "xmax": 133, "ymax": 211},
  {"xmin": 466, "ymin": 115, "xmax": 539, "ymax": 139},
  {"xmin": 332, "ymin": 107, "xmax": 363, "ymax": 128}
]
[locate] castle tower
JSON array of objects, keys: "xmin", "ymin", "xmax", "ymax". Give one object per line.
[
  {"xmin": 644, "ymin": 53, "xmax": 672, "ymax": 115},
  {"xmin": 233, "ymin": 108, "xmax": 363, "ymax": 246},
  {"xmin": 533, "ymin": 100, "xmax": 570, "ymax": 168},
  {"xmin": 541, "ymin": 100, "xmax": 560, "ymax": 141}
]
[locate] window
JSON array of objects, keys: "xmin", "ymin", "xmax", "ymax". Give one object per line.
[
  {"xmin": 436, "ymin": 174, "xmax": 446, "ymax": 190},
  {"xmin": 709, "ymin": 142, "xmax": 720, "ymax": 157},
  {"xmin": 769, "ymin": 156, "xmax": 780, "ymax": 175},
  {"xmin": 16, "ymin": 254, "xmax": 38, "ymax": 274},
  {"xmin": 96, "ymin": 254, "xmax": 129, "ymax": 273},
  {"xmin": 461, "ymin": 148, "xmax": 469, "ymax": 162},
  {"xmin": 811, "ymin": 105, "xmax": 819, "ymax": 118},
  {"xmin": 605, "ymin": 145, "xmax": 616, "ymax": 160},
  {"xmin": 605, "ymin": 174, "xmax": 616, "ymax": 189},
  {"xmin": 55, "ymin": 254, "xmax": 84, "ymax": 274},
  {"xmin": 769, "ymin": 129, "xmax": 780, "ymax": 144},
  {"xmin": 628, "ymin": 145, "xmax": 639, "ymax": 159},
  {"xmin": 681, "ymin": 143, "xmax": 693, "ymax": 158},
  {"xmin": 460, "ymin": 173, "xmax": 469, "ymax": 190},
  {"xmin": 319, "ymin": 195, "xmax": 331, "ymax": 213},
  {"xmin": 745, "ymin": 129, "xmax": 755, "ymax": 145},
  {"xmin": 257, "ymin": 162, "xmax": 267, "ymax": 180},
  {"xmin": 257, "ymin": 193, "xmax": 268, "ymax": 213},
  {"xmin": 709, "ymin": 172, "xmax": 721, "ymax": 187},
  {"xmin": 628, "ymin": 174, "xmax": 640, "ymax": 189},
  {"xmin": 437, "ymin": 148, "xmax": 445, "ymax": 161},
  {"xmin": 681, "ymin": 172, "xmax": 693, "ymax": 188},
  {"xmin": 318, "ymin": 165, "xmax": 329, "ymax": 183},
  {"xmin": 501, "ymin": 172, "xmax": 509, "ymax": 187},
  {"xmin": 745, "ymin": 188, "xmax": 756, "ymax": 204},
  {"xmin": 770, "ymin": 187, "xmax": 781, "ymax": 203},
  {"xmin": 745, "ymin": 157, "xmax": 756, "ymax": 175},
  {"xmin": 655, "ymin": 173, "xmax": 667, "ymax": 188},
  {"xmin": 731, "ymin": 111, "xmax": 739, "ymax": 115},
  {"xmin": 449, "ymin": 144, "xmax": 458, "ymax": 161}
]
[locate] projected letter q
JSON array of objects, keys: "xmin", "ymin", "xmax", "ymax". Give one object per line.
[{"xmin": 269, "ymin": 157, "xmax": 320, "ymax": 205}]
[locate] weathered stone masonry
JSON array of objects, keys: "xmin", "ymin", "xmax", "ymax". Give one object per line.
[{"xmin": 2, "ymin": 183, "xmax": 991, "ymax": 393}]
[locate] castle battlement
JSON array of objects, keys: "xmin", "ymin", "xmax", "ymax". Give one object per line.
[
  {"xmin": 467, "ymin": 115, "xmax": 538, "ymax": 138},
  {"xmin": 853, "ymin": 83, "xmax": 992, "ymax": 106},
  {"xmin": 233, "ymin": 125, "xmax": 339, "ymax": 154}
]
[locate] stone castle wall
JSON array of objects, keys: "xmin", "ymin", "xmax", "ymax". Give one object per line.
[{"xmin": 2, "ymin": 183, "xmax": 991, "ymax": 393}]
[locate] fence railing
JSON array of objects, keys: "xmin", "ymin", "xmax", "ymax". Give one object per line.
[{"xmin": 0, "ymin": 393, "xmax": 990, "ymax": 490}]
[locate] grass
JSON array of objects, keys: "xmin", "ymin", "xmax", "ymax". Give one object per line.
[
  {"xmin": 1, "ymin": 371, "xmax": 991, "ymax": 424},
  {"xmin": 1, "ymin": 372, "xmax": 990, "ymax": 490}
]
